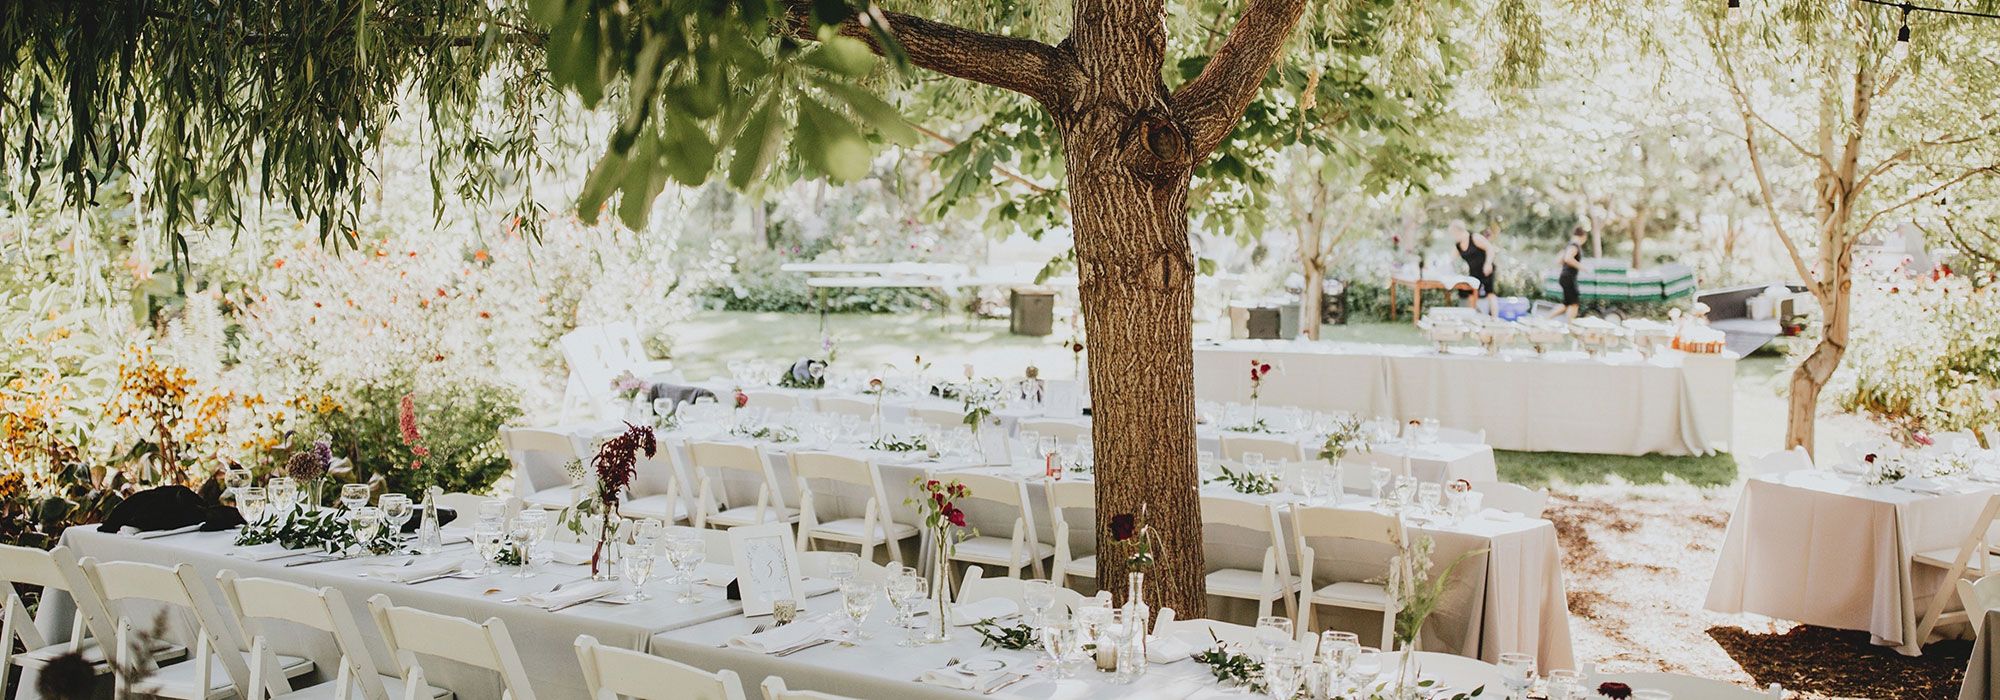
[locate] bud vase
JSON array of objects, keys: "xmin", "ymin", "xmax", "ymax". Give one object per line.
[
  {"xmin": 1391, "ymin": 637, "xmax": 1422, "ymax": 700},
  {"xmin": 928, "ymin": 530, "xmax": 954, "ymax": 643},
  {"xmin": 1120, "ymin": 571, "xmax": 1149, "ymax": 680}
]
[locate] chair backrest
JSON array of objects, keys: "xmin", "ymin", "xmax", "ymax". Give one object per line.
[
  {"xmin": 558, "ymin": 325, "xmax": 623, "ymax": 406},
  {"xmin": 1048, "ymin": 480, "xmax": 1095, "ymax": 514},
  {"xmin": 628, "ymin": 449, "xmax": 687, "ymax": 504},
  {"xmin": 1917, "ymin": 494, "xmax": 2000, "ymax": 643},
  {"xmin": 1219, "ymin": 434, "xmax": 1305, "ymax": 463},
  {"xmin": 1745, "ymin": 446, "xmax": 1814, "ymax": 477},
  {"xmin": 501, "ymin": 427, "xmax": 583, "ymax": 495},
  {"xmin": 575, "ymin": 634, "xmax": 744, "ymax": 700},
  {"xmin": 80, "ymin": 558, "xmax": 256, "ymax": 697},
  {"xmin": 598, "ymin": 321, "xmax": 654, "ymax": 371},
  {"xmin": 666, "ymin": 525, "xmax": 737, "ymax": 565},
  {"xmin": 789, "ymin": 451, "xmax": 883, "ymax": 494},
  {"xmin": 1467, "ymin": 481, "xmax": 1550, "ymax": 518},
  {"xmin": 1957, "ymin": 574, "xmax": 2000, "ymax": 624},
  {"xmin": 956, "ymin": 566, "xmax": 1086, "ymax": 610},
  {"xmin": 814, "ymin": 396, "xmax": 875, "ymax": 418},
  {"xmin": 739, "ymin": 390, "xmax": 802, "ymax": 412},
  {"xmin": 1591, "ymin": 672, "xmax": 1781, "ymax": 699},
  {"xmin": 1018, "ymin": 419, "xmax": 1089, "ymax": 444},
  {"xmin": 908, "ymin": 407, "xmax": 965, "ymax": 431},
  {"xmin": 797, "ymin": 552, "xmax": 889, "ymax": 582},
  {"xmin": 367, "ymin": 595, "xmax": 538, "ymax": 700},
  {"xmin": 761, "ymin": 676, "xmax": 863, "ymax": 700},
  {"xmin": 437, "ymin": 492, "xmax": 513, "ymax": 521},
  {"xmin": 217, "ymin": 572, "xmax": 390, "ymax": 700},
  {"xmin": 953, "ymin": 472, "xmax": 1030, "ymax": 510},
  {"xmin": 3, "ymin": 545, "xmax": 114, "ymax": 680},
  {"xmin": 1199, "ymin": 496, "xmax": 1284, "ymax": 539},
  {"xmin": 1153, "ymin": 607, "xmax": 1260, "ymax": 647},
  {"xmin": 688, "ymin": 441, "xmax": 771, "ymax": 475},
  {"xmin": 0, "ymin": 542, "xmax": 66, "ymax": 589},
  {"xmin": 1292, "ymin": 506, "xmax": 1402, "ymax": 548}
]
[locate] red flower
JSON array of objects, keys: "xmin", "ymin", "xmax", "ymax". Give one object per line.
[
  {"xmin": 927, "ymin": 479, "xmax": 941, "ymax": 488},
  {"xmin": 1596, "ymin": 682, "xmax": 1632, "ymax": 699},
  {"xmin": 478, "ymin": 311, "xmax": 491, "ymax": 319},
  {"xmin": 409, "ymin": 460, "xmax": 422, "ymax": 470},
  {"xmin": 1864, "ymin": 453, "xmax": 1878, "ymax": 464},
  {"xmin": 1260, "ymin": 363, "xmax": 1272, "ymax": 375},
  {"xmin": 1110, "ymin": 513, "xmax": 1137, "ymax": 541},
  {"xmin": 1914, "ymin": 433, "xmax": 1935, "ymax": 446},
  {"xmin": 1449, "ymin": 479, "xmax": 1472, "ymax": 493},
  {"xmin": 272, "ymin": 259, "xmax": 286, "ymax": 269},
  {"xmin": 734, "ymin": 391, "xmax": 749, "ymax": 409},
  {"xmin": 945, "ymin": 506, "xmax": 966, "ymax": 527}
]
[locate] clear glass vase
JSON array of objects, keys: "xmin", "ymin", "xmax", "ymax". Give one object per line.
[
  {"xmin": 928, "ymin": 531, "xmax": 954, "ymax": 643},
  {"xmin": 1391, "ymin": 637, "xmax": 1423, "ymax": 700},
  {"xmin": 1120, "ymin": 571, "xmax": 1149, "ymax": 680}
]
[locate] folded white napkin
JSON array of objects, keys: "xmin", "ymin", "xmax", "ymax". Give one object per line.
[
  {"xmin": 697, "ymin": 562, "xmax": 738, "ymax": 587},
  {"xmin": 918, "ymin": 655, "xmax": 1025, "ymax": 690},
  {"xmin": 1479, "ymin": 508, "xmax": 1525, "ymax": 522},
  {"xmin": 1145, "ymin": 634, "xmax": 1194, "ymax": 664},
  {"xmin": 1896, "ymin": 478, "xmax": 1945, "ymax": 494},
  {"xmin": 129, "ymin": 524, "xmax": 203, "ymax": 539},
  {"xmin": 362, "ymin": 557, "xmax": 463, "ymax": 583},
  {"xmin": 725, "ymin": 618, "xmax": 829, "ymax": 654},
  {"xmin": 547, "ymin": 541, "xmax": 595, "ymax": 566},
  {"xmin": 517, "ymin": 580, "xmax": 620, "ymax": 609},
  {"xmin": 233, "ymin": 543, "xmax": 308, "ymax": 561},
  {"xmin": 951, "ymin": 597, "xmax": 1020, "ymax": 626}
]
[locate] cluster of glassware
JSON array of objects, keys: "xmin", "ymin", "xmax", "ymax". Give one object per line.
[
  {"xmin": 472, "ymin": 500, "xmax": 548, "ymax": 576},
  {"xmin": 1016, "ymin": 431, "xmax": 1093, "ymax": 475}
]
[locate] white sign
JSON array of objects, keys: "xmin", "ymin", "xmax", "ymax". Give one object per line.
[{"xmin": 728, "ymin": 522, "xmax": 805, "ymax": 617}]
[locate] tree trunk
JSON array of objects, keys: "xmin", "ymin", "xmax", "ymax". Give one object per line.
[
  {"xmin": 1301, "ymin": 253, "xmax": 1325, "ymax": 340},
  {"xmin": 1785, "ymin": 281, "xmax": 1848, "ymax": 454},
  {"xmin": 1067, "ymin": 119, "xmax": 1207, "ymax": 619},
  {"xmin": 1628, "ymin": 206, "xmax": 1650, "ymax": 269}
]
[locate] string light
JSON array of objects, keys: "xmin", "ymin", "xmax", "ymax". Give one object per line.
[
  {"xmin": 1892, "ymin": 5, "xmax": 1912, "ymax": 60},
  {"xmin": 1727, "ymin": 0, "xmax": 1743, "ymax": 25}
]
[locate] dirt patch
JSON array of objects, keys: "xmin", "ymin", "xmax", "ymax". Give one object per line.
[{"xmin": 1550, "ymin": 482, "xmax": 1969, "ymax": 699}]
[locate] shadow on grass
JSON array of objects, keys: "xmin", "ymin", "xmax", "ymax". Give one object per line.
[
  {"xmin": 1496, "ymin": 450, "xmax": 1739, "ymax": 488},
  {"xmin": 1706, "ymin": 624, "xmax": 1966, "ymax": 699}
]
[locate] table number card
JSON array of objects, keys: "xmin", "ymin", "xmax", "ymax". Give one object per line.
[{"xmin": 728, "ymin": 522, "xmax": 806, "ymax": 616}]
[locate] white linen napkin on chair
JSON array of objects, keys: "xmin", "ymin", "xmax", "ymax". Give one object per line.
[
  {"xmin": 725, "ymin": 618, "xmax": 829, "ymax": 654},
  {"xmin": 547, "ymin": 541, "xmax": 595, "ymax": 566},
  {"xmin": 362, "ymin": 557, "xmax": 463, "ymax": 583},
  {"xmin": 918, "ymin": 655, "xmax": 1027, "ymax": 690},
  {"xmin": 1145, "ymin": 634, "xmax": 1194, "ymax": 664},
  {"xmin": 951, "ymin": 597, "xmax": 1020, "ymax": 626},
  {"xmin": 516, "ymin": 580, "xmax": 620, "ymax": 609}
]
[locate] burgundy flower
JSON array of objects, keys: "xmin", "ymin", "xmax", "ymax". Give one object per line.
[
  {"xmin": 1597, "ymin": 682, "xmax": 1632, "ymax": 699},
  {"xmin": 945, "ymin": 506, "xmax": 966, "ymax": 527},
  {"xmin": 1864, "ymin": 453, "xmax": 1878, "ymax": 464},
  {"xmin": 1449, "ymin": 478, "xmax": 1472, "ymax": 493},
  {"xmin": 734, "ymin": 391, "xmax": 749, "ymax": 409},
  {"xmin": 1110, "ymin": 513, "xmax": 1137, "ymax": 541},
  {"xmin": 1259, "ymin": 363, "xmax": 1272, "ymax": 375}
]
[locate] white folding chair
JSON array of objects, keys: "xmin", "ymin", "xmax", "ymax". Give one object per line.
[
  {"xmin": 760, "ymin": 677, "xmax": 862, "ymax": 700},
  {"xmin": 557, "ymin": 323, "xmax": 676, "ymax": 422},
  {"xmin": 2, "ymin": 545, "xmax": 185, "ymax": 699},
  {"xmin": 1199, "ymin": 496, "xmax": 1298, "ymax": 619},
  {"xmin": 687, "ymin": 441, "xmax": 797, "ymax": 528},
  {"xmin": 1743, "ymin": 446, "xmax": 1814, "ymax": 477},
  {"xmin": 813, "ymin": 396, "xmax": 875, "ymax": 419},
  {"xmin": 789, "ymin": 452, "xmax": 917, "ymax": 564},
  {"xmin": 501, "ymin": 427, "xmax": 584, "ymax": 511},
  {"xmin": 1958, "ymin": 574, "xmax": 2000, "ymax": 631},
  {"xmin": 1934, "ymin": 430, "xmax": 1981, "ymax": 452},
  {"xmin": 665, "ymin": 525, "xmax": 738, "ymax": 565},
  {"xmin": 797, "ymin": 552, "xmax": 889, "ymax": 582},
  {"xmin": 1466, "ymin": 481, "xmax": 1550, "ymax": 518},
  {"xmin": 1017, "ymin": 419, "xmax": 1089, "ymax": 444},
  {"xmin": 1219, "ymin": 434, "xmax": 1306, "ymax": 463},
  {"xmin": 739, "ymin": 390, "xmax": 803, "ymax": 412},
  {"xmin": 620, "ymin": 449, "xmax": 691, "ymax": 525},
  {"xmin": 216, "ymin": 572, "xmax": 451, "ymax": 700},
  {"xmin": 1047, "ymin": 480, "xmax": 1098, "ymax": 589},
  {"xmin": 908, "ymin": 407, "xmax": 966, "ymax": 432},
  {"xmin": 1291, "ymin": 507, "xmax": 1405, "ymax": 648},
  {"xmin": 955, "ymin": 566, "xmax": 1086, "ymax": 611},
  {"xmin": 1153, "ymin": 608, "xmax": 1260, "ymax": 647},
  {"xmin": 78, "ymin": 558, "xmax": 313, "ymax": 700},
  {"xmin": 945, "ymin": 473, "xmax": 1052, "ymax": 579},
  {"xmin": 1431, "ymin": 426, "xmax": 1487, "ymax": 445},
  {"xmin": 366, "ymin": 595, "xmax": 537, "ymax": 700},
  {"xmin": 1589, "ymin": 671, "xmax": 1782, "ymax": 699},
  {"xmin": 1914, "ymin": 494, "xmax": 2000, "ymax": 643},
  {"xmin": 575, "ymin": 634, "xmax": 744, "ymax": 700}
]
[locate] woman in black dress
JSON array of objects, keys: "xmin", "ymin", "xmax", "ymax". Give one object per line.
[
  {"xmin": 1451, "ymin": 220, "xmax": 1497, "ymax": 316},
  {"xmin": 1556, "ymin": 227, "xmax": 1587, "ymax": 319}
]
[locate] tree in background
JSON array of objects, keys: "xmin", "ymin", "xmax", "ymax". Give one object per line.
[{"xmin": 1710, "ymin": 0, "xmax": 2000, "ymax": 454}]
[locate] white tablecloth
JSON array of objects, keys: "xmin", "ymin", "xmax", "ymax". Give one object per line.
[
  {"xmin": 651, "ymin": 594, "xmax": 1504, "ymax": 700},
  {"xmin": 1704, "ymin": 470, "xmax": 1993, "ymax": 654},
  {"xmin": 1192, "ymin": 339, "xmax": 1736, "ymax": 456},
  {"xmin": 57, "ymin": 526, "xmax": 759, "ymax": 700}
]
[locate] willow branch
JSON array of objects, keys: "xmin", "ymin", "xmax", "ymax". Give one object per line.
[
  {"xmin": 785, "ymin": 2, "xmax": 1081, "ymax": 109},
  {"xmin": 1856, "ymin": 165, "xmax": 2000, "ymax": 235},
  {"xmin": 909, "ymin": 122, "xmax": 1069, "ymax": 210},
  {"xmin": 1169, "ymin": 0, "xmax": 1311, "ymax": 160}
]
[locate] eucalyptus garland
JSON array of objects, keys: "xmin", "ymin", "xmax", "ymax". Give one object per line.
[
  {"xmin": 1210, "ymin": 464, "xmax": 1278, "ymax": 495},
  {"xmin": 971, "ymin": 619, "xmax": 1037, "ymax": 650},
  {"xmin": 234, "ymin": 508, "xmax": 402, "ymax": 555},
  {"xmin": 869, "ymin": 435, "xmax": 933, "ymax": 453}
]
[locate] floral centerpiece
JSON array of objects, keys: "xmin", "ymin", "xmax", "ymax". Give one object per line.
[
  {"xmin": 588, "ymin": 423, "xmax": 656, "ymax": 579},
  {"xmin": 1383, "ymin": 528, "xmax": 1484, "ymax": 699},
  {"xmin": 284, "ymin": 438, "xmax": 333, "ymax": 507},
  {"xmin": 775, "ymin": 358, "xmax": 829, "ymax": 389},
  {"xmin": 1247, "ymin": 359, "xmax": 1273, "ymax": 424},
  {"xmin": 1862, "ymin": 452, "xmax": 1909, "ymax": 486},
  {"xmin": 610, "ymin": 370, "xmax": 648, "ymax": 402},
  {"xmin": 909, "ymin": 478, "xmax": 973, "ymax": 642},
  {"xmin": 1110, "ymin": 505, "xmax": 1158, "ymax": 570},
  {"xmin": 1318, "ymin": 415, "xmax": 1369, "ymax": 466}
]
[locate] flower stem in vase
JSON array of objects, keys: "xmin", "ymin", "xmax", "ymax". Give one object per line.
[{"xmin": 929, "ymin": 530, "xmax": 954, "ymax": 643}]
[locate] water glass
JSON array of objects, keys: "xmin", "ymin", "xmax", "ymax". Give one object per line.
[
  {"xmin": 1023, "ymin": 580, "xmax": 1056, "ymax": 626},
  {"xmin": 348, "ymin": 507, "xmax": 383, "ymax": 556},
  {"xmin": 670, "ymin": 538, "xmax": 707, "ymax": 603},
  {"xmin": 1369, "ymin": 467, "xmax": 1392, "ymax": 505},
  {"xmin": 1546, "ymin": 669, "xmax": 1582, "ymax": 700},
  {"xmin": 477, "ymin": 498, "xmax": 508, "ymax": 526},
  {"xmin": 1320, "ymin": 631, "xmax": 1360, "ymax": 693},
  {"xmin": 892, "ymin": 574, "xmax": 929, "ymax": 647},
  {"xmin": 509, "ymin": 510, "xmax": 548, "ymax": 577},
  {"xmin": 1417, "ymin": 482, "xmax": 1443, "ymax": 515},
  {"xmin": 223, "ymin": 467, "xmax": 253, "ymax": 498},
  {"xmin": 828, "ymin": 551, "xmax": 860, "ymax": 585},
  {"xmin": 237, "ymin": 487, "xmax": 268, "ymax": 524},
  {"xmin": 340, "ymin": 483, "xmax": 371, "ymax": 512},
  {"xmin": 1264, "ymin": 646, "xmax": 1309, "ymax": 699},
  {"xmin": 1351, "ymin": 647, "xmax": 1382, "ymax": 684},
  {"xmin": 1498, "ymin": 652, "xmax": 1536, "ymax": 698},
  {"xmin": 618, "ymin": 540, "xmax": 657, "ymax": 602},
  {"xmin": 840, "ymin": 578, "xmax": 879, "ymax": 639},
  {"xmin": 473, "ymin": 522, "xmax": 506, "ymax": 575},
  {"xmin": 267, "ymin": 477, "xmax": 299, "ymax": 512},
  {"xmin": 1038, "ymin": 609, "xmax": 1075, "ymax": 677},
  {"xmin": 1391, "ymin": 476, "xmax": 1418, "ymax": 509},
  {"xmin": 379, "ymin": 494, "xmax": 413, "ymax": 533},
  {"xmin": 1254, "ymin": 616, "xmax": 1294, "ymax": 661}
]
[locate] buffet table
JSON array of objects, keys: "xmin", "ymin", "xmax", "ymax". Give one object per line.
[
  {"xmin": 1192, "ymin": 339, "xmax": 1735, "ymax": 456},
  {"xmin": 1704, "ymin": 469, "xmax": 1994, "ymax": 654}
]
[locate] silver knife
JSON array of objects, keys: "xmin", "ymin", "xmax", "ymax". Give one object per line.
[
  {"xmin": 983, "ymin": 673, "xmax": 1028, "ymax": 695},
  {"xmin": 283, "ymin": 555, "xmax": 350, "ymax": 568}
]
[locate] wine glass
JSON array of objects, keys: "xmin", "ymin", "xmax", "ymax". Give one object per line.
[
  {"xmin": 473, "ymin": 521, "xmax": 506, "ymax": 575},
  {"xmin": 632, "ymin": 518, "xmax": 666, "ymax": 549},
  {"xmin": 1037, "ymin": 608, "xmax": 1074, "ymax": 676},
  {"xmin": 379, "ymin": 494, "xmax": 413, "ymax": 535},
  {"xmin": 1351, "ymin": 647, "xmax": 1382, "ymax": 685},
  {"xmin": 236, "ymin": 487, "xmax": 268, "ymax": 525},
  {"xmin": 1023, "ymin": 580, "xmax": 1056, "ymax": 627},
  {"xmin": 1320, "ymin": 631, "xmax": 1360, "ymax": 694},
  {"xmin": 618, "ymin": 540, "xmax": 657, "ymax": 602},
  {"xmin": 1242, "ymin": 453, "xmax": 1266, "ymax": 476},
  {"xmin": 1498, "ymin": 652, "xmax": 1537, "ymax": 699},
  {"xmin": 222, "ymin": 467, "xmax": 253, "ymax": 499},
  {"xmin": 827, "ymin": 552, "xmax": 859, "ymax": 585},
  {"xmin": 1264, "ymin": 646, "xmax": 1308, "ymax": 700},
  {"xmin": 891, "ymin": 574, "xmax": 929, "ymax": 647},
  {"xmin": 267, "ymin": 477, "xmax": 298, "ymax": 513},
  {"xmin": 509, "ymin": 510, "xmax": 549, "ymax": 577},
  {"xmin": 840, "ymin": 578, "xmax": 879, "ymax": 640},
  {"xmin": 1368, "ymin": 467, "xmax": 1392, "ymax": 506},
  {"xmin": 1417, "ymin": 482, "xmax": 1443, "ymax": 516},
  {"xmin": 1420, "ymin": 417, "xmax": 1441, "ymax": 444},
  {"xmin": 671, "ymin": 538, "xmax": 707, "ymax": 603},
  {"xmin": 477, "ymin": 498, "xmax": 508, "ymax": 525},
  {"xmin": 348, "ymin": 507, "xmax": 383, "ymax": 557},
  {"xmin": 339, "ymin": 483, "xmax": 371, "ymax": 512},
  {"xmin": 1391, "ymin": 476, "xmax": 1417, "ymax": 510},
  {"xmin": 1254, "ymin": 615, "xmax": 1294, "ymax": 661},
  {"xmin": 1546, "ymin": 669, "xmax": 1582, "ymax": 700}
]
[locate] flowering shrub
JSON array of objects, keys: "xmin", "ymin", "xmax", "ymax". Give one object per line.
[
  {"xmin": 287, "ymin": 374, "xmax": 521, "ymax": 497},
  {"xmin": 1828, "ymin": 273, "xmax": 2000, "ymax": 439}
]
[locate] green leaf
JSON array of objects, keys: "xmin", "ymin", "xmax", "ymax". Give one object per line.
[
  {"xmin": 813, "ymin": 77, "xmax": 917, "ymax": 145},
  {"xmin": 794, "ymin": 96, "xmax": 871, "ymax": 182},
  {"xmin": 728, "ymin": 96, "xmax": 781, "ymax": 189},
  {"xmin": 658, "ymin": 113, "xmax": 717, "ymax": 186},
  {"xmin": 616, "ymin": 132, "xmax": 663, "ymax": 229},
  {"xmin": 576, "ymin": 149, "xmax": 631, "ymax": 225},
  {"xmin": 805, "ymin": 34, "xmax": 877, "ymax": 77},
  {"xmin": 1197, "ymin": 257, "xmax": 1219, "ymax": 276}
]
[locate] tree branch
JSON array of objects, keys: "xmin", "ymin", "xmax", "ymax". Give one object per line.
[
  {"xmin": 1856, "ymin": 165, "xmax": 2000, "ymax": 235},
  {"xmin": 908, "ymin": 122, "xmax": 1070, "ymax": 210},
  {"xmin": 1168, "ymin": 0, "xmax": 1311, "ymax": 160},
  {"xmin": 1720, "ymin": 51, "xmax": 1824, "ymax": 298},
  {"xmin": 786, "ymin": 2, "xmax": 1082, "ymax": 109}
]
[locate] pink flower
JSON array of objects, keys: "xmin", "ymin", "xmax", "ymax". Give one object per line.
[
  {"xmin": 1914, "ymin": 433, "xmax": 1934, "ymax": 446},
  {"xmin": 409, "ymin": 460, "xmax": 422, "ymax": 470},
  {"xmin": 398, "ymin": 394, "xmax": 423, "ymax": 446}
]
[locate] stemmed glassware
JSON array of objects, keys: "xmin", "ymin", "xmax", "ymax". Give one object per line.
[
  {"xmin": 1320, "ymin": 631, "xmax": 1360, "ymax": 696},
  {"xmin": 827, "ymin": 552, "xmax": 859, "ymax": 585},
  {"xmin": 268, "ymin": 477, "xmax": 299, "ymax": 514},
  {"xmin": 890, "ymin": 572, "xmax": 929, "ymax": 647},
  {"xmin": 840, "ymin": 578, "xmax": 878, "ymax": 640},
  {"xmin": 1546, "ymin": 669, "xmax": 1583, "ymax": 700},
  {"xmin": 1254, "ymin": 616, "xmax": 1294, "ymax": 662},
  {"xmin": 669, "ymin": 537, "xmax": 707, "ymax": 603},
  {"xmin": 1498, "ymin": 652, "xmax": 1537, "ymax": 700},
  {"xmin": 1416, "ymin": 482, "xmax": 1443, "ymax": 518},
  {"xmin": 1351, "ymin": 647, "xmax": 1382, "ymax": 687},
  {"xmin": 1037, "ymin": 608, "xmax": 1075, "ymax": 677},
  {"xmin": 1264, "ymin": 646, "xmax": 1309, "ymax": 699},
  {"xmin": 222, "ymin": 467, "xmax": 253, "ymax": 500},
  {"xmin": 1369, "ymin": 467, "xmax": 1392, "ymax": 507},
  {"xmin": 507, "ymin": 510, "xmax": 548, "ymax": 577},
  {"xmin": 347, "ymin": 506, "xmax": 383, "ymax": 557},
  {"xmin": 339, "ymin": 483, "xmax": 371, "ymax": 512},
  {"xmin": 379, "ymin": 494, "xmax": 413, "ymax": 537},
  {"xmin": 618, "ymin": 540, "xmax": 657, "ymax": 602},
  {"xmin": 1022, "ymin": 580, "xmax": 1056, "ymax": 627},
  {"xmin": 472, "ymin": 521, "xmax": 506, "ymax": 576},
  {"xmin": 237, "ymin": 487, "xmax": 268, "ymax": 525}
]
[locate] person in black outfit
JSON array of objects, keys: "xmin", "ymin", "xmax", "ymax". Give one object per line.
[
  {"xmin": 1556, "ymin": 227, "xmax": 1587, "ymax": 319},
  {"xmin": 1451, "ymin": 220, "xmax": 1497, "ymax": 316}
]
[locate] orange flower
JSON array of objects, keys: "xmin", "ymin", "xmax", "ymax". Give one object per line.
[
  {"xmin": 474, "ymin": 249, "xmax": 490, "ymax": 262},
  {"xmin": 273, "ymin": 259, "xmax": 286, "ymax": 269}
]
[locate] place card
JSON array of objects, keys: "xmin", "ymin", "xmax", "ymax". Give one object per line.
[{"xmin": 728, "ymin": 522, "xmax": 805, "ymax": 616}]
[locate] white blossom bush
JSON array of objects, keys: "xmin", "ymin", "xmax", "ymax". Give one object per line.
[{"xmin": 1826, "ymin": 269, "xmax": 2000, "ymax": 440}]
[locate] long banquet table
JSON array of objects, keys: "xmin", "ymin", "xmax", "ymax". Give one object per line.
[
  {"xmin": 1704, "ymin": 469, "xmax": 1993, "ymax": 654},
  {"xmin": 1191, "ymin": 339, "xmax": 1736, "ymax": 456}
]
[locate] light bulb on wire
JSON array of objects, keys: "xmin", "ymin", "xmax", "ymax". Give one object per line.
[
  {"xmin": 1727, "ymin": 0, "xmax": 1743, "ymax": 25},
  {"xmin": 1892, "ymin": 5, "xmax": 1912, "ymax": 60}
]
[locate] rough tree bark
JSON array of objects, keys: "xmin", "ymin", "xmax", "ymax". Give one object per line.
[
  {"xmin": 792, "ymin": 0, "xmax": 1313, "ymax": 618},
  {"xmin": 1297, "ymin": 183, "xmax": 1331, "ymax": 340}
]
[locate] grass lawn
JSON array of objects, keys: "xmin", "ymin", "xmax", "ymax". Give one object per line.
[{"xmin": 673, "ymin": 310, "xmax": 1783, "ymax": 487}]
